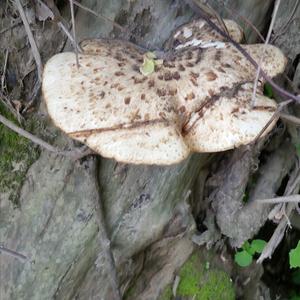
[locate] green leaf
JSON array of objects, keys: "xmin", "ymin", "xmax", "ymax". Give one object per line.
[
  {"xmin": 292, "ymin": 269, "xmax": 300, "ymax": 285},
  {"xmin": 290, "ymin": 296, "xmax": 300, "ymax": 300},
  {"xmin": 264, "ymin": 83, "xmax": 274, "ymax": 98},
  {"xmin": 140, "ymin": 57, "xmax": 155, "ymax": 76},
  {"xmin": 289, "ymin": 241, "xmax": 300, "ymax": 269},
  {"xmin": 145, "ymin": 51, "xmax": 156, "ymax": 59},
  {"xmin": 234, "ymin": 250, "xmax": 253, "ymax": 267},
  {"xmin": 242, "ymin": 241, "xmax": 251, "ymax": 252},
  {"xmin": 250, "ymin": 239, "xmax": 267, "ymax": 254}
]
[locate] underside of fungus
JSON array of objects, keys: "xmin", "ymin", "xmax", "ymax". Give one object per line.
[{"xmin": 42, "ymin": 19, "xmax": 287, "ymax": 165}]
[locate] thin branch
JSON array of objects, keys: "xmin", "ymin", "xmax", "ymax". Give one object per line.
[
  {"xmin": 0, "ymin": 91, "xmax": 24, "ymax": 122},
  {"xmin": 272, "ymin": 0, "xmax": 300, "ymax": 43},
  {"xmin": 224, "ymin": 5, "xmax": 265, "ymax": 42},
  {"xmin": 280, "ymin": 113, "xmax": 300, "ymax": 126},
  {"xmin": 69, "ymin": 0, "xmax": 79, "ymax": 68},
  {"xmin": 0, "ymin": 113, "xmax": 94, "ymax": 159},
  {"xmin": 0, "ymin": 113, "xmax": 58, "ymax": 152},
  {"xmin": 257, "ymin": 202, "xmax": 295, "ymax": 263},
  {"xmin": 256, "ymin": 195, "xmax": 300, "ymax": 204},
  {"xmin": 184, "ymin": 0, "xmax": 300, "ymax": 104},
  {"xmin": 14, "ymin": 0, "xmax": 43, "ymax": 82},
  {"xmin": 57, "ymin": 21, "xmax": 80, "ymax": 52},
  {"xmin": 192, "ymin": 0, "xmax": 230, "ymax": 36},
  {"xmin": 1, "ymin": 49, "xmax": 9, "ymax": 91},
  {"xmin": 72, "ymin": 0, "xmax": 126, "ymax": 32},
  {"xmin": 0, "ymin": 245, "xmax": 27, "ymax": 262},
  {"xmin": 251, "ymin": 0, "xmax": 282, "ymax": 107},
  {"xmin": 253, "ymin": 99, "xmax": 292, "ymax": 144},
  {"xmin": 257, "ymin": 167, "xmax": 300, "ymax": 263}
]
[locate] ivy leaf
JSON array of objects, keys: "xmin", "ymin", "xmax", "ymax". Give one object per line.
[
  {"xmin": 289, "ymin": 241, "xmax": 300, "ymax": 269},
  {"xmin": 250, "ymin": 239, "xmax": 267, "ymax": 254},
  {"xmin": 234, "ymin": 250, "xmax": 253, "ymax": 267}
]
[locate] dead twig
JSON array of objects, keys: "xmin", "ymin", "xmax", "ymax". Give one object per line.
[
  {"xmin": 0, "ymin": 113, "xmax": 94, "ymax": 159},
  {"xmin": 272, "ymin": 0, "xmax": 300, "ymax": 43},
  {"xmin": 69, "ymin": 0, "xmax": 79, "ymax": 68},
  {"xmin": 192, "ymin": 0, "xmax": 230, "ymax": 36},
  {"xmin": 257, "ymin": 203, "xmax": 295, "ymax": 264},
  {"xmin": 57, "ymin": 21, "xmax": 80, "ymax": 51},
  {"xmin": 0, "ymin": 245, "xmax": 27, "ymax": 262},
  {"xmin": 280, "ymin": 113, "xmax": 300, "ymax": 126},
  {"xmin": 256, "ymin": 195, "xmax": 300, "ymax": 204},
  {"xmin": 1, "ymin": 49, "xmax": 9, "ymax": 91},
  {"xmin": 0, "ymin": 91, "xmax": 24, "ymax": 122},
  {"xmin": 224, "ymin": 5, "xmax": 265, "ymax": 42},
  {"xmin": 251, "ymin": 0, "xmax": 282, "ymax": 107},
  {"xmin": 0, "ymin": 113, "xmax": 58, "ymax": 152},
  {"xmin": 257, "ymin": 163, "xmax": 300, "ymax": 263},
  {"xmin": 14, "ymin": 0, "xmax": 43, "ymax": 82},
  {"xmin": 253, "ymin": 99, "xmax": 293, "ymax": 144}
]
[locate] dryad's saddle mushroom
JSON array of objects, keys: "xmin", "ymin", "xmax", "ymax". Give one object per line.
[{"xmin": 43, "ymin": 19, "xmax": 287, "ymax": 165}]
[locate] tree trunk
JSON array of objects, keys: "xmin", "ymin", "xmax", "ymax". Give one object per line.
[{"xmin": 0, "ymin": 1, "xmax": 298, "ymax": 299}]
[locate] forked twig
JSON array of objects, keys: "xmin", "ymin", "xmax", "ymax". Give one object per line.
[
  {"xmin": 14, "ymin": 0, "xmax": 43, "ymax": 82},
  {"xmin": 251, "ymin": 0, "xmax": 282, "ymax": 107}
]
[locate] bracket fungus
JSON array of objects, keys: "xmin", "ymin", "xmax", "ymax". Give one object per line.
[{"xmin": 43, "ymin": 19, "xmax": 287, "ymax": 165}]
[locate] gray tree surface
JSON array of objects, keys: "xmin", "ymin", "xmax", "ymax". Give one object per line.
[{"xmin": 1, "ymin": 1, "xmax": 299, "ymax": 299}]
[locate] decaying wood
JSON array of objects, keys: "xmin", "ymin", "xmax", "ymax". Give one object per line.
[
  {"xmin": 211, "ymin": 140, "xmax": 295, "ymax": 247},
  {"xmin": 257, "ymin": 162, "xmax": 300, "ymax": 263}
]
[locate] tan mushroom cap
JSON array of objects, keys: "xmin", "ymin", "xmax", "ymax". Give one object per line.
[{"xmin": 43, "ymin": 19, "xmax": 287, "ymax": 165}]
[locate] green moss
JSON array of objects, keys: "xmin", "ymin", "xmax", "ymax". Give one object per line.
[
  {"xmin": 158, "ymin": 285, "xmax": 172, "ymax": 300},
  {"xmin": 175, "ymin": 253, "xmax": 235, "ymax": 300},
  {"xmin": 0, "ymin": 102, "xmax": 40, "ymax": 204}
]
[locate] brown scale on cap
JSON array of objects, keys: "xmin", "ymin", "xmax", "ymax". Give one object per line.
[
  {"xmin": 43, "ymin": 19, "xmax": 287, "ymax": 165},
  {"xmin": 205, "ymin": 71, "xmax": 218, "ymax": 81}
]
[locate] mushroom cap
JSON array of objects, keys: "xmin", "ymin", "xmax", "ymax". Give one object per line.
[
  {"xmin": 166, "ymin": 19, "xmax": 244, "ymax": 50},
  {"xmin": 43, "ymin": 19, "xmax": 287, "ymax": 165}
]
